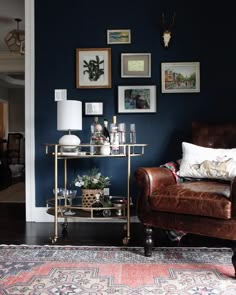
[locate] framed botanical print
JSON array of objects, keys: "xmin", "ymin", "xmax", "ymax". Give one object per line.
[{"xmin": 76, "ymin": 48, "xmax": 112, "ymax": 88}]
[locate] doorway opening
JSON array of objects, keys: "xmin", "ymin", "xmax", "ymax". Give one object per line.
[{"xmin": 0, "ymin": 89, "xmax": 25, "ymax": 203}]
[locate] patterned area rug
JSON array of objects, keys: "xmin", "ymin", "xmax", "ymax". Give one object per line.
[{"xmin": 0, "ymin": 245, "xmax": 236, "ymax": 294}]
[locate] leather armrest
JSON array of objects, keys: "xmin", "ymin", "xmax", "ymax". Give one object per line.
[
  {"xmin": 134, "ymin": 167, "xmax": 176, "ymax": 221},
  {"xmin": 231, "ymin": 176, "xmax": 236, "ymax": 217},
  {"xmin": 134, "ymin": 167, "xmax": 176, "ymax": 197}
]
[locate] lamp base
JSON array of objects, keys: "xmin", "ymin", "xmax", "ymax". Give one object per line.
[{"xmin": 59, "ymin": 134, "xmax": 81, "ymax": 153}]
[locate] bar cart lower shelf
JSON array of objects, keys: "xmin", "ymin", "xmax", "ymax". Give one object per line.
[
  {"xmin": 45, "ymin": 143, "xmax": 147, "ymax": 245},
  {"xmin": 46, "ymin": 195, "xmax": 130, "ymax": 245}
]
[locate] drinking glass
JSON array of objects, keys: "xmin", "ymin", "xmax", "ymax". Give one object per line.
[
  {"xmin": 63, "ymin": 189, "xmax": 77, "ymax": 216},
  {"xmin": 53, "ymin": 187, "xmax": 64, "ymax": 213}
]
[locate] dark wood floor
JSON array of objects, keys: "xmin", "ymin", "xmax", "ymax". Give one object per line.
[{"xmin": 0, "ymin": 203, "xmax": 233, "ymax": 248}]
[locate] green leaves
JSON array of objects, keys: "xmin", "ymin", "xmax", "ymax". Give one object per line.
[
  {"xmin": 74, "ymin": 168, "xmax": 111, "ymax": 189},
  {"xmin": 83, "ymin": 56, "xmax": 104, "ymax": 81}
]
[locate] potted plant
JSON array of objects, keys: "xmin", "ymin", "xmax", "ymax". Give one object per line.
[{"xmin": 73, "ymin": 168, "xmax": 111, "ymax": 208}]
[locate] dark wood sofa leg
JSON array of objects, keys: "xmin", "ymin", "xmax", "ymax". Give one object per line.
[
  {"xmin": 232, "ymin": 243, "xmax": 236, "ymax": 277},
  {"xmin": 144, "ymin": 225, "xmax": 153, "ymax": 257}
]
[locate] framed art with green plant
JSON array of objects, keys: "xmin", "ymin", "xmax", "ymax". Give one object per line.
[{"xmin": 76, "ymin": 48, "xmax": 112, "ymax": 88}]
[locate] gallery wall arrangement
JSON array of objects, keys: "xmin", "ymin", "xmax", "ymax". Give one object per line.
[{"xmin": 34, "ymin": 0, "xmax": 236, "ymax": 208}]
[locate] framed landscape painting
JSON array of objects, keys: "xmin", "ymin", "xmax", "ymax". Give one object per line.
[
  {"xmin": 118, "ymin": 85, "xmax": 156, "ymax": 113},
  {"xmin": 107, "ymin": 29, "xmax": 131, "ymax": 44},
  {"xmin": 76, "ymin": 48, "xmax": 112, "ymax": 88},
  {"xmin": 161, "ymin": 62, "xmax": 200, "ymax": 93}
]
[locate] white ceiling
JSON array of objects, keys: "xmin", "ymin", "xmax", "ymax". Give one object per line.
[{"xmin": 0, "ymin": 0, "xmax": 25, "ymax": 52}]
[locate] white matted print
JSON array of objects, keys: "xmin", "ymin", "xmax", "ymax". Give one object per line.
[
  {"xmin": 118, "ymin": 85, "xmax": 156, "ymax": 113},
  {"xmin": 161, "ymin": 62, "xmax": 200, "ymax": 93},
  {"xmin": 121, "ymin": 53, "xmax": 151, "ymax": 78},
  {"xmin": 85, "ymin": 102, "xmax": 103, "ymax": 116},
  {"xmin": 76, "ymin": 48, "xmax": 112, "ymax": 88}
]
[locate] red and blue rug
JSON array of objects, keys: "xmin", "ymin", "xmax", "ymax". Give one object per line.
[{"xmin": 0, "ymin": 245, "xmax": 236, "ymax": 294}]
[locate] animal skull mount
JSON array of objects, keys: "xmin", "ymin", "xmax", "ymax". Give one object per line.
[{"xmin": 161, "ymin": 12, "xmax": 176, "ymax": 48}]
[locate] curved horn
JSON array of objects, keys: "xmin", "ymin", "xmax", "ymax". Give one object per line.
[
  {"xmin": 161, "ymin": 13, "xmax": 166, "ymax": 29},
  {"xmin": 169, "ymin": 12, "xmax": 176, "ymax": 30}
]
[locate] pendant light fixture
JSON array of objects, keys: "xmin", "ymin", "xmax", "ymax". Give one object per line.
[{"xmin": 5, "ymin": 18, "xmax": 25, "ymax": 54}]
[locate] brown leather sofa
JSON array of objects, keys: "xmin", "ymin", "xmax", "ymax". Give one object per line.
[{"xmin": 134, "ymin": 122, "xmax": 236, "ymax": 276}]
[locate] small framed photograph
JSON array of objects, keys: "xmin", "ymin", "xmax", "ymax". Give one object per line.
[
  {"xmin": 118, "ymin": 85, "xmax": 157, "ymax": 113},
  {"xmin": 107, "ymin": 29, "xmax": 131, "ymax": 44},
  {"xmin": 85, "ymin": 102, "xmax": 103, "ymax": 116},
  {"xmin": 76, "ymin": 48, "xmax": 112, "ymax": 88},
  {"xmin": 161, "ymin": 62, "xmax": 200, "ymax": 93},
  {"xmin": 121, "ymin": 53, "xmax": 151, "ymax": 78}
]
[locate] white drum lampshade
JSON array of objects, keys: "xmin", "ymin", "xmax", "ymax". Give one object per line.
[{"xmin": 57, "ymin": 100, "xmax": 82, "ymax": 146}]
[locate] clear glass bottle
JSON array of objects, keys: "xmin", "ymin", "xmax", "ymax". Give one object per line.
[
  {"xmin": 91, "ymin": 194, "xmax": 103, "ymax": 217},
  {"xmin": 118, "ymin": 123, "xmax": 126, "ymax": 154},
  {"xmin": 94, "ymin": 129, "xmax": 106, "ymax": 154},
  {"xmin": 93, "ymin": 116, "xmax": 99, "ymax": 129},
  {"xmin": 110, "ymin": 116, "xmax": 119, "ymax": 155},
  {"xmin": 130, "ymin": 123, "xmax": 136, "ymax": 154},
  {"xmin": 89, "ymin": 125, "xmax": 96, "ymax": 155}
]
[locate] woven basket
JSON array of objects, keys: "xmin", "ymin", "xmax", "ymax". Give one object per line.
[{"xmin": 82, "ymin": 189, "xmax": 104, "ymax": 208}]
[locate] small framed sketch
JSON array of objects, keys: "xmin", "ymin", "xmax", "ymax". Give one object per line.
[
  {"xmin": 121, "ymin": 53, "xmax": 151, "ymax": 78},
  {"xmin": 107, "ymin": 29, "xmax": 131, "ymax": 44},
  {"xmin": 76, "ymin": 48, "xmax": 112, "ymax": 88},
  {"xmin": 161, "ymin": 62, "xmax": 200, "ymax": 93},
  {"xmin": 85, "ymin": 102, "xmax": 103, "ymax": 116},
  {"xmin": 118, "ymin": 85, "xmax": 156, "ymax": 113}
]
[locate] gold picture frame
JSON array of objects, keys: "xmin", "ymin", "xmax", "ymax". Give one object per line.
[{"xmin": 76, "ymin": 48, "xmax": 112, "ymax": 88}]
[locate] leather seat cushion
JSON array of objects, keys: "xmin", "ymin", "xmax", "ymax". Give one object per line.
[{"xmin": 149, "ymin": 181, "xmax": 231, "ymax": 219}]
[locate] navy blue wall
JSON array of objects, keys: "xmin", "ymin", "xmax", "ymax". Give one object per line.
[{"xmin": 35, "ymin": 0, "xmax": 236, "ymax": 206}]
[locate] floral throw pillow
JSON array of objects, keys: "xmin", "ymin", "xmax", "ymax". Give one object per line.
[{"xmin": 178, "ymin": 142, "xmax": 236, "ymax": 181}]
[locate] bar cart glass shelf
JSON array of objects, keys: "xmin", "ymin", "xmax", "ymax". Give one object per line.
[{"xmin": 45, "ymin": 143, "xmax": 147, "ymax": 245}]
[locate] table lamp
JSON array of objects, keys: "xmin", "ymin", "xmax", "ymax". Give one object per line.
[{"xmin": 57, "ymin": 100, "xmax": 82, "ymax": 151}]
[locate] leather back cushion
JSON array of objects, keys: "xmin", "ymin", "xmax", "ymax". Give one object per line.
[{"xmin": 192, "ymin": 122, "xmax": 236, "ymax": 148}]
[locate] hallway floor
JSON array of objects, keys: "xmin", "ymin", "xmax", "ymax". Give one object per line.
[{"xmin": 0, "ymin": 203, "xmax": 234, "ymax": 249}]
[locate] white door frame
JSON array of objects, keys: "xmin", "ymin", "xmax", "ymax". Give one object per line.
[
  {"xmin": 25, "ymin": 0, "xmax": 54, "ymax": 222},
  {"xmin": 25, "ymin": 0, "xmax": 35, "ymax": 221}
]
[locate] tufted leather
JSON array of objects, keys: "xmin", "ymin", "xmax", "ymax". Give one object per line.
[
  {"xmin": 134, "ymin": 122, "xmax": 236, "ymax": 242},
  {"xmin": 192, "ymin": 122, "xmax": 236, "ymax": 148}
]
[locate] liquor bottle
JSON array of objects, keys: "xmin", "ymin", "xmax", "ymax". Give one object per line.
[
  {"xmin": 94, "ymin": 116, "xmax": 103, "ymax": 132},
  {"xmin": 110, "ymin": 116, "xmax": 119, "ymax": 154},
  {"xmin": 102, "ymin": 195, "xmax": 113, "ymax": 217},
  {"xmin": 118, "ymin": 123, "xmax": 126, "ymax": 154},
  {"xmin": 130, "ymin": 123, "xmax": 136, "ymax": 154},
  {"xmin": 89, "ymin": 125, "xmax": 96, "ymax": 155},
  {"xmin": 93, "ymin": 116, "xmax": 99, "ymax": 129},
  {"xmin": 91, "ymin": 117, "xmax": 106, "ymax": 154},
  {"xmin": 103, "ymin": 119, "xmax": 110, "ymax": 142},
  {"xmin": 91, "ymin": 194, "xmax": 103, "ymax": 217}
]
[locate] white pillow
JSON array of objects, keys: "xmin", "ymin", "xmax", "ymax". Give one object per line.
[{"xmin": 178, "ymin": 142, "xmax": 236, "ymax": 180}]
